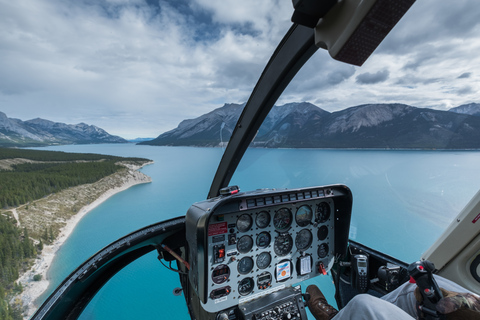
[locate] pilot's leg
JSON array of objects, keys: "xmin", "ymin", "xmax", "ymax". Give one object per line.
[
  {"xmin": 332, "ymin": 294, "xmax": 414, "ymax": 320},
  {"xmin": 307, "ymin": 285, "xmax": 414, "ymax": 320}
]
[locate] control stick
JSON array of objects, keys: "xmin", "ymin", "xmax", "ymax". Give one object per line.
[{"xmin": 407, "ymin": 260, "xmax": 445, "ymax": 320}]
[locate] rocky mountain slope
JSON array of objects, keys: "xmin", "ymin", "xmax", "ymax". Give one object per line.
[
  {"xmin": 449, "ymin": 103, "xmax": 480, "ymax": 117},
  {"xmin": 140, "ymin": 102, "xmax": 480, "ymax": 149},
  {"xmin": 0, "ymin": 112, "xmax": 127, "ymax": 147}
]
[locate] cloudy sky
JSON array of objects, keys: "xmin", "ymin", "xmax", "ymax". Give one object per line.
[{"xmin": 1, "ymin": 0, "xmax": 479, "ymax": 139}]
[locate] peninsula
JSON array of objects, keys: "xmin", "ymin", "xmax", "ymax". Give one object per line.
[{"xmin": 0, "ymin": 148, "xmax": 152, "ymax": 319}]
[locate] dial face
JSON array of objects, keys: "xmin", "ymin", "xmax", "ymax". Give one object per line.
[
  {"xmin": 316, "ymin": 202, "xmax": 331, "ymax": 223},
  {"xmin": 237, "ymin": 256, "xmax": 254, "ymax": 274},
  {"xmin": 256, "ymin": 232, "xmax": 271, "ymax": 248},
  {"xmin": 274, "ymin": 234, "xmax": 293, "ymax": 257},
  {"xmin": 255, "ymin": 211, "xmax": 270, "ymax": 228},
  {"xmin": 237, "ymin": 235, "xmax": 253, "ymax": 254},
  {"xmin": 238, "ymin": 277, "xmax": 254, "ymax": 296},
  {"xmin": 317, "ymin": 225, "xmax": 329, "ymax": 241},
  {"xmin": 236, "ymin": 214, "xmax": 253, "ymax": 232},
  {"xmin": 295, "ymin": 205, "xmax": 313, "ymax": 227},
  {"xmin": 295, "ymin": 229, "xmax": 313, "ymax": 251},
  {"xmin": 318, "ymin": 243, "xmax": 329, "ymax": 259},
  {"xmin": 256, "ymin": 252, "xmax": 271, "ymax": 269},
  {"xmin": 273, "ymin": 208, "xmax": 293, "ymax": 231},
  {"xmin": 211, "ymin": 264, "xmax": 230, "ymax": 284}
]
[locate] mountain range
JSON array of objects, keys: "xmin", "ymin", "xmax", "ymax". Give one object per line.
[
  {"xmin": 0, "ymin": 112, "xmax": 127, "ymax": 147},
  {"xmin": 140, "ymin": 102, "xmax": 480, "ymax": 149}
]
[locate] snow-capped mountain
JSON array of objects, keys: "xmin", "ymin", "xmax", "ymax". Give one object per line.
[
  {"xmin": 0, "ymin": 112, "xmax": 127, "ymax": 147},
  {"xmin": 140, "ymin": 102, "xmax": 480, "ymax": 149}
]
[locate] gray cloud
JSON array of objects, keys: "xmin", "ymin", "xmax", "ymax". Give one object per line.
[
  {"xmin": 457, "ymin": 86, "xmax": 474, "ymax": 95},
  {"xmin": 458, "ymin": 72, "xmax": 472, "ymax": 79},
  {"xmin": 355, "ymin": 70, "xmax": 390, "ymax": 85},
  {"xmin": 402, "ymin": 50, "xmax": 437, "ymax": 71}
]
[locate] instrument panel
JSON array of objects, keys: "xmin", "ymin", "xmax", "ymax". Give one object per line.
[{"xmin": 186, "ymin": 185, "xmax": 352, "ymax": 313}]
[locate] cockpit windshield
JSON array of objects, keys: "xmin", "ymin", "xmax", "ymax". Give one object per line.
[{"xmin": 5, "ymin": 1, "xmax": 480, "ymax": 320}]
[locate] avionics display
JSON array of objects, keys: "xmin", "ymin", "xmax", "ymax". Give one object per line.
[{"xmin": 185, "ymin": 185, "xmax": 352, "ymax": 313}]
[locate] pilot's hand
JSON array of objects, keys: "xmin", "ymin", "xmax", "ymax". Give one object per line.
[{"xmin": 414, "ymin": 287, "xmax": 480, "ymax": 320}]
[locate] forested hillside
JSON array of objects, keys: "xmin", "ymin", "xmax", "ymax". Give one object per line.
[
  {"xmin": 0, "ymin": 215, "xmax": 36, "ymax": 319},
  {"xmin": 0, "ymin": 148, "xmax": 149, "ymax": 209},
  {"xmin": 0, "ymin": 147, "xmax": 146, "ymax": 162},
  {"xmin": 1, "ymin": 162, "xmax": 121, "ymax": 208},
  {"xmin": 0, "ymin": 147, "xmax": 151, "ymax": 317}
]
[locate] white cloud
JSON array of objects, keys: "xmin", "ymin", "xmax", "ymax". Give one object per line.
[{"xmin": 0, "ymin": 0, "xmax": 479, "ymax": 138}]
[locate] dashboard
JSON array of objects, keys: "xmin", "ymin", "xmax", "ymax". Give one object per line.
[{"xmin": 185, "ymin": 185, "xmax": 353, "ymax": 314}]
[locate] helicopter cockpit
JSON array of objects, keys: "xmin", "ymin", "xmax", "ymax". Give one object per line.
[
  {"xmin": 184, "ymin": 185, "xmax": 351, "ymax": 320},
  {"xmin": 30, "ymin": 0, "xmax": 480, "ymax": 319}
]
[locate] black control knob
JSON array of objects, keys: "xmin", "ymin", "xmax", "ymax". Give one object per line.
[{"xmin": 282, "ymin": 312, "xmax": 292, "ymax": 320}]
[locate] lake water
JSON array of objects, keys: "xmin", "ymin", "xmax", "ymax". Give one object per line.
[{"xmin": 32, "ymin": 144, "xmax": 480, "ymax": 319}]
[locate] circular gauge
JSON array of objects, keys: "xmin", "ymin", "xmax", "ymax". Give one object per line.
[
  {"xmin": 238, "ymin": 277, "xmax": 254, "ymax": 296},
  {"xmin": 256, "ymin": 252, "xmax": 271, "ymax": 269},
  {"xmin": 317, "ymin": 225, "xmax": 329, "ymax": 241},
  {"xmin": 295, "ymin": 205, "xmax": 313, "ymax": 227},
  {"xmin": 318, "ymin": 243, "xmax": 329, "ymax": 259},
  {"xmin": 237, "ymin": 235, "xmax": 253, "ymax": 254},
  {"xmin": 238, "ymin": 256, "xmax": 254, "ymax": 274},
  {"xmin": 237, "ymin": 214, "xmax": 253, "ymax": 232},
  {"xmin": 274, "ymin": 234, "xmax": 293, "ymax": 256},
  {"xmin": 211, "ymin": 264, "xmax": 230, "ymax": 284},
  {"xmin": 316, "ymin": 202, "xmax": 331, "ymax": 223},
  {"xmin": 273, "ymin": 208, "xmax": 293, "ymax": 231},
  {"xmin": 295, "ymin": 229, "xmax": 313, "ymax": 251},
  {"xmin": 256, "ymin": 211, "xmax": 270, "ymax": 228},
  {"xmin": 256, "ymin": 232, "xmax": 271, "ymax": 248},
  {"xmin": 257, "ymin": 272, "xmax": 272, "ymax": 289}
]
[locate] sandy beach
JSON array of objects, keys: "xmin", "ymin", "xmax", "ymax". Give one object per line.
[{"xmin": 12, "ymin": 162, "xmax": 153, "ymax": 319}]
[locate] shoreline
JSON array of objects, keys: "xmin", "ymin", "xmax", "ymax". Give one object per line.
[{"xmin": 13, "ymin": 162, "xmax": 153, "ymax": 319}]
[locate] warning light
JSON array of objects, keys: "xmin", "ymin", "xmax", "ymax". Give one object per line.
[{"xmin": 219, "ymin": 249, "xmax": 225, "ymax": 258}]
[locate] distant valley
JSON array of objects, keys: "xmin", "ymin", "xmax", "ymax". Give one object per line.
[
  {"xmin": 140, "ymin": 102, "xmax": 480, "ymax": 149},
  {"xmin": 0, "ymin": 112, "xmax": 127, "ymax": 147}
]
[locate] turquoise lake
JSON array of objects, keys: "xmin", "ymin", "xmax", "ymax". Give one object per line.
[{"xmin": 32, "ymin": 144, "xmax": 480, "ymax": 319}]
